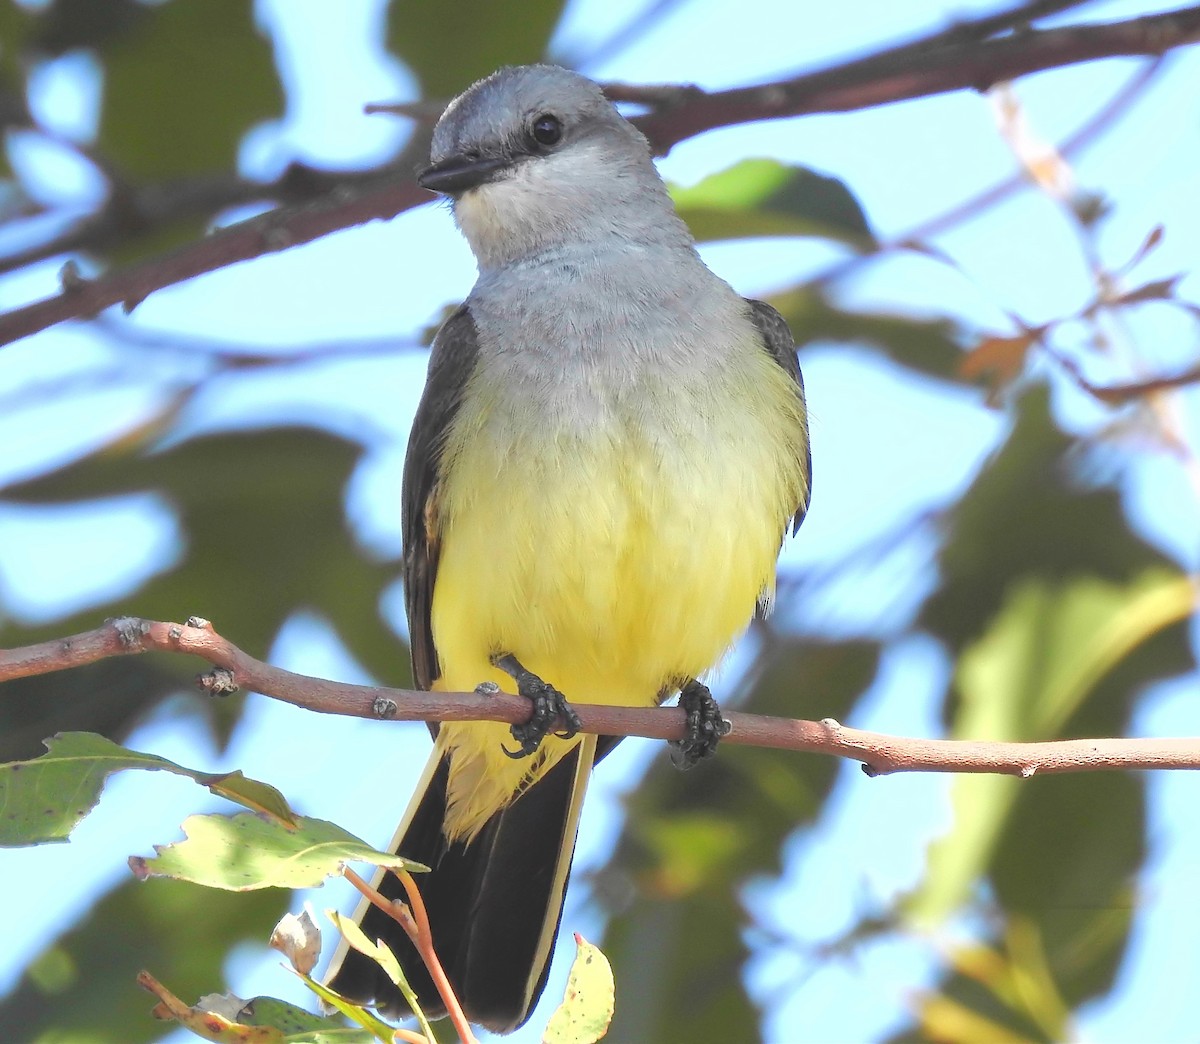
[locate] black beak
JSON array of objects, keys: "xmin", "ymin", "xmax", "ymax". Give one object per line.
[{"xmin": 417, "ymin": 154, "xmax": 511, "ymax": 195}]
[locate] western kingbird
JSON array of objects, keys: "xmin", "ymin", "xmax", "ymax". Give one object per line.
[{"xmin": 326, "ymin": 64, "xmax": 811, "ymax": 1033}]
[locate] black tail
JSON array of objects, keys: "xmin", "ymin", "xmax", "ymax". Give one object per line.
[{"xmin": 325, "ymin": 737, "xmax": 594, "ymax": 1034}]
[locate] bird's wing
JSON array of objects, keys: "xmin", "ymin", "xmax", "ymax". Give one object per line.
[
  {"xmin": 402, "ymin": 305, "xmax": 481, "ymax": 693},
  {"xmin": 746, "ymin": 297, "xmax": 812, "ymax": 534}
]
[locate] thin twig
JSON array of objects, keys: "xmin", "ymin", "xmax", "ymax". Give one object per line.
[
  {"xmin": 1045, "ymin": 340, "xmax": 1200, "ymax": 404},
  {"xmin": 812, "ymin": 58, "xmax": 1167, "ymax": 290},
  {"xmin": 395, "ymin": 871, "xmax": 476, "ymax": 1044},
  {"xmin": 343, "ymin": 867, "xmax": 479, "ymax": 1044},
  {"xmin": 566, "ymin": 0, "xmax": 692, "ymax": 71},
  {"xmin": 903, "ymin": 0, "xmax": 1092, "ymax": 49},
  {"xmin": 90, "ymin": 316, "xmax": 427, "ymax": 363},
  {"xmin": 4, "ymin": 616, "xmax": 1200, "ymax": 777}
]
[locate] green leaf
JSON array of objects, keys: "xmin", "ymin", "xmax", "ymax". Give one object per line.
[
  {"xmin": 0, "ymin": 0, "xmax": 33, "ymax": 179},
  {"xmin": 769, "ymin": 287, "xmax": 965, "ymax": 381},
  {"xmin": 0, "ymin": 731, "xmax": 298, "ymax": 847},
  {"xmin": 948, "ymin": 920, "xmax": 1074, "ymax": 1041},
  {"xmin": 889, "ymin": 386, "xmax": 1195, "ymax": 1041},
  {"xmin": 672, "ymin": 159, "xmax": 875, "ymax": 246},
  {"xmin": 202, "ymin": 770, "xmax": 298, "ymax": 828},
  {"xmin": 914, "ymin": 986, "xmax": 1048, "ymax": 1044},
  {"xmin": 28, "ymin": 0, "xmax": 148, "ymax": 57},
  {"xmin": 907, "ymin": 569, "xmax": 1194, "ymax": 925},
  {"xmin": 987, "ymin": 592, "xmax": 1186, "ymax": 1009},
  {"xmin": 129, "ymin": 812, "xmax": 427, "ymax": 890},
  {"xmin": 993, "ymin": 776, "xmax": 1140, "ymax": 1007},
  {"xmin": 958, "ymin": 571, "xmax": 1196, "ymax": 740},
  {"xmin": 906, "ymin": 908, "xmax": 1106, "ymax": 1043},
  {"xmin": 542, "ymin": 934, "xmax": 615, "ymax": 1044},
  {"xmin": 920, "ymin": 385, "xmax": 1187, "ymax": 652},
  {"xmin": 236, "ymin": 995, "xmax": 377, "ymax": 1042},
  {"xmin": 387, "ymin": 0, "xmax": 567, "ymax": 97},
  {"xmin": 325, "ymin": 911, "xmax": 404, "ymax": 988},
  {"xmin": 97, "ymin": 0, "xmax": 282, "ymax": 180},
  {"xmin": 293, "ymin": 973, "xmax": 398, "ymax": 1044},
  {"xmin": 326, "ymin": 910, "xmax": 433, "ymax": 1043},
  {"xmin": 0, "ymin": 0, "xmax": 32, "ymax": 117}
]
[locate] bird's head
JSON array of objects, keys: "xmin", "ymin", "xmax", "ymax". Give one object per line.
[{"xmin": 419, "ymin": 65, "xmax": 688, "ymax": 268}]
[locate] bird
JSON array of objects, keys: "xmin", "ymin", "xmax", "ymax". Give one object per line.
[{"xmin": 324, "ymin": 63, "xmax": 811, "ymax": 1034}]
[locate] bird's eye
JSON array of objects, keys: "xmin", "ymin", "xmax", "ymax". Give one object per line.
[{"xmin": 531, "ymin": 114, "xmax": 563, "ymax": 147}]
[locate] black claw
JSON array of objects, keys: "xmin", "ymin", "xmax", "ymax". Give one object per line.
[
  {"xmin": 670, "ymin": 679, "xmax": 730, "ymax": 770},
  {"xmin": 491, "ymin": 653, "xmax": 581, "ymax": 759}
]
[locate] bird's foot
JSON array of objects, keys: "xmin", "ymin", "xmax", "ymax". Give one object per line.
[
  {"xmin": 491, "ymin": 653, "xmax": 582, "ymax": 759},
  {"xmin": 670, "ymin": 679, "xmax": 731, "ymax": 770}
]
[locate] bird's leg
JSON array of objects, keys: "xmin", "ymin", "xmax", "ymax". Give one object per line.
[
  {"xmin": 490, "ymin": 653, "xmax": 583, "ymax": 759},
  {"xmin": 670, "ymin": 679, "xmax": 732, "ymax": 770}
]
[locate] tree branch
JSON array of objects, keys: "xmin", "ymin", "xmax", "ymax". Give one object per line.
[
  {"xmin": 622, "ymin": 5, "xmax": 1200, "ymax": 152},
  {"xmin": 0, "ymin": 173, "xmax": 427, "ymax": 350},
  {"xmin": 0, "ymin": 161, "xmax": 405, "ymax": 280},
  {"xmin": 1, "ymin": 6, "xmax": 1198, "ymax": 352},
  {"xmin": 4, "ymin": 617, "xmax": 1200, "ymax": 778}
]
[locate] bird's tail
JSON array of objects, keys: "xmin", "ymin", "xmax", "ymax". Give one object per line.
[{"xmin": 324, "ymin": 733, "xmax": 595, "ymax": 1035}]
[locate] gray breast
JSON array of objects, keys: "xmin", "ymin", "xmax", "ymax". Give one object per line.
[{"xmin": 466, "ymin": 243, "xmax": 750, "ymax": 428}]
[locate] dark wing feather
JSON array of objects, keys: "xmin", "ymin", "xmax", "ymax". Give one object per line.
[
  {"xmin": 746, "ymin": 297, "xmax": 811, "ymax": 534},
  {"xmin": 402, "ymin": 305, "xmax": 481, "ymax": 693}
]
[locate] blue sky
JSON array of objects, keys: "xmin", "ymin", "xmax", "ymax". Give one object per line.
[{"xmin": 2, "ymin": 1, "xmax": 1199, "ymax": 1041}]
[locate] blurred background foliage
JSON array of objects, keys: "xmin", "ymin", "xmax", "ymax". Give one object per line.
[{"xmin": 1, "ymin": 0, "xmax": 1198, "ymax": 1041}]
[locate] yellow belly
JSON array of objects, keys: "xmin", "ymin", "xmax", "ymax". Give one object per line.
[{"xmin": 429, "ymin": 341, "xmax": 807, "ymax": 840}]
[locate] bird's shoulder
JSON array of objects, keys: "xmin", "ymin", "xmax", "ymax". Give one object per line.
[{"xmin": 743, "ymin": 298, "xmax": 800, "ymax": 385}]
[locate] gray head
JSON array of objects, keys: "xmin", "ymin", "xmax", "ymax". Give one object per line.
[{"xmin": 419, "ymin": 65, "xmax": 692, "ymax": 269}]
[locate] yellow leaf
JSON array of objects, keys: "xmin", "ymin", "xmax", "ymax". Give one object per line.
[{"xmin": 542, "ymin": 934, "xmax": 615, "ymax": 1044}]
